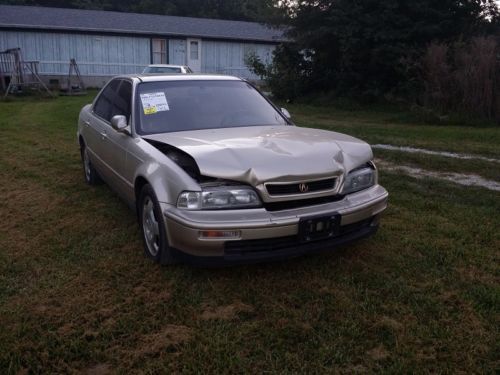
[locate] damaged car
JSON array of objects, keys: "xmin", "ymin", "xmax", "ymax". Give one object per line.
[{"xmin": 77, "ymin": 75, "xmax": 388, "ymax": 265}]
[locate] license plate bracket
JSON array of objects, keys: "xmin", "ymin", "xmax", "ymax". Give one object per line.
[{"xmin": 298, "ymin": 213, "xmax": 341, "ymax": 243}]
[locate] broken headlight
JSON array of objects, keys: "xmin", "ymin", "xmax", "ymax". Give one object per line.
[{"xmin": 177, "ymin": 186, "xmax": 262, "ymax": 210}]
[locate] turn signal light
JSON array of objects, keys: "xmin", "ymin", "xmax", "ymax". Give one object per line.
[{"xmin": 199, "ymin": 230, "xmax": 241, "ymax": 239}]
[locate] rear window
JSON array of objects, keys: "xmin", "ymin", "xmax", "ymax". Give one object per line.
[{"xmin": 135, "ymin": 80, "xmax": 287, "ymax": 135}]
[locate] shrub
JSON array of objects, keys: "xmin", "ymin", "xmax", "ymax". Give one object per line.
[
  {"xmin": 422, "ymin": 37, "xmax": 499, "ymax": 123},
  {"xmin": 245, "ymin": 44, "xmax": 313, "ymax": 100}
]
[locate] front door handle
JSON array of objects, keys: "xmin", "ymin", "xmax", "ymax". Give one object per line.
[
  {"xmin": 100, "ymin": 131, "xmax": 108, "ymax": 140},
  {"xmin": 84, "ymin": 120, "xmax": 90, "ymax": 127}
]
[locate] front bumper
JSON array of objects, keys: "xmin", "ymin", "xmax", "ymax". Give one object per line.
[{"xmin": 162, "ymin": 184, "xmax": 388, "ymax": 264}]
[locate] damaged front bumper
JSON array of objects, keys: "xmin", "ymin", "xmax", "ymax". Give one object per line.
[{"xmin": 161, "ymin": 184, "xmax": 388, "ymax": 265}]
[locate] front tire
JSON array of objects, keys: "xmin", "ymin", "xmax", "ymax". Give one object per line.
[{"xmin": 138, "ymin": 184, "xmax": 176, "ymax": 265}]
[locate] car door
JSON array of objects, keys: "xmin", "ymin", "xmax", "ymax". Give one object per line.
[
  {"xmin": 86, "ymin": 79, "xmax": 120, "ymax": 179},
  {"xmin": 101, "ymin": 79, "xmax": 136, "ymax": 202}
]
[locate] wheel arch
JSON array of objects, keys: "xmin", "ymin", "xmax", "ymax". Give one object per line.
[
  {"xmin": 78, "ymin": 135, "xmax": 85, "ymax": 150},
  {"xmin": 134, "ymin": 175, "xmax": 150, "ymax": 212}
]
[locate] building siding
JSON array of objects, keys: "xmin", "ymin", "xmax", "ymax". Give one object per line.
[
  {"xmin": 168, "ymin": 39, "xmax": 186, "ymax": 66},
  {"xmin": 201, "ymin": 40, "xmax": 274, "ymax": 80},
  {"xmin": 167, "ymin": 39, "xmax": 275, "ymax": 80},
  {"xmin": 0, "ymin": 30, "xmax": 277, "ymax": 83},
  {"xmin": 0, "ymin": 30, "xmax": 150, "ymax": 76}
]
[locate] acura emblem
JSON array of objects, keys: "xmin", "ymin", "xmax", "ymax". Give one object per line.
[{"xmin": 299, "ymin": 183, "xmax": 309, "ymax": 193}]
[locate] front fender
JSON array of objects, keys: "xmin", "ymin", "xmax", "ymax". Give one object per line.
[{"xmin": 133, "ymin": 139, "xmax": 201, "ymax": 205}]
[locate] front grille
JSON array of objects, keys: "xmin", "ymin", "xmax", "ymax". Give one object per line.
[
  {"xmin": 263, "ymin": 194, "xmax": 345, "ymax": 212},
  {"xmin": 266, "ymin": 178, "xmax": 336, "ymax": 196},
  {"xmin": 224, "ymin": 218, "xmax": 373, "ymax": 255}
]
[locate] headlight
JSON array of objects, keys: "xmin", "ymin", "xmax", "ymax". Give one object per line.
[
  {"xmin": 341, "ymin": 165, "xmax": 376, "ymax": 194},
  {"xmin": 177, "ymin": 186, "xmax": 262, "ymax": 210}
]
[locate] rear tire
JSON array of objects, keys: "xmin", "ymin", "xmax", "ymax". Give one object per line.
[
  {"xmin": 138, "ymin": 184, "xmax": 176, "ymax": 265},
  {"xmin": 81, "ymin": 144, "xmax": 102, "ymax": 185}
]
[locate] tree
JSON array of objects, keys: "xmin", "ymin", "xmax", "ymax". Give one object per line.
[{"xmin": 252, "ymin": 0, "xmax": 499, "ymax": 100}]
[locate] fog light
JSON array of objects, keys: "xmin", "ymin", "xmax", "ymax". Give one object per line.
[{"xmin": 199, "ymin": 230, "xmax": 241, "ymax": 239}]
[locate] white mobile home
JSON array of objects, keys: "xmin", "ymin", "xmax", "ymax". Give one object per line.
[{"xmin": 0, "ymin": 5, "xmax": 284, "ymax": 87}]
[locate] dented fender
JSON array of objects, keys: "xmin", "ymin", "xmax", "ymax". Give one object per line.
[{"xmin": 130, "ymin": 137, "xmax": 201, "ymax": 205}]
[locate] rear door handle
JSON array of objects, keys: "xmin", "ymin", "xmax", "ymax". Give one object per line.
[{"xmin": 84, "ymin": 120, "xmax": 90, "ymax": 127}]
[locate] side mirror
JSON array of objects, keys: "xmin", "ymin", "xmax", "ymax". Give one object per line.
[
  {"xmin": 110, "ymin": 115, "xmax": 128, "ymax": 132},
  {"xmin": 281, "ymin": 107, "xmax": 291, "ymax": 119}
]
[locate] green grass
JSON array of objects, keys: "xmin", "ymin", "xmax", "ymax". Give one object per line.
[
  {"xmin": 0, "ymin": 95, "xmax": 499, "ymax": 373},
  {"xmin": 287, "ymin": 103, "xmax": 500, "ymax": 158}
]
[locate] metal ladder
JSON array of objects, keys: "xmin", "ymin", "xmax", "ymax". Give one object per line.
[{"xmin": 64, "ymin": 58, "xmax": 86, "ymax": 96}]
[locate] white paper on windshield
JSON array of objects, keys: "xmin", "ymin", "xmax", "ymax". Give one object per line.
[{"xmin": 140, "ymin": 92, "xmax": 169, "ymax": 115}]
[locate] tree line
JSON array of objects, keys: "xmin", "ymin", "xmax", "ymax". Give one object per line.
[
  {"xmin": 248, "ymin": 0, "xmax": 500, "ymax": 122},
  {"xmin": 0, "ymin": 0, "xmax": 282, "ymax": 22}
]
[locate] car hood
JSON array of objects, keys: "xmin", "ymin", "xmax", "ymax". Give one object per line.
[{"xmin": 142, "ymin": 125, "xmax": 372, "ymax": 185}]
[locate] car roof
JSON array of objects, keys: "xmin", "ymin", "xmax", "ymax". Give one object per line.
[
  {"xmin": 116, "ymin": 74, "xmax": 243, "ymax": 82},
  {"xmin": 146, "ymin": 64, "xmax": 187, "ymax": 68}
]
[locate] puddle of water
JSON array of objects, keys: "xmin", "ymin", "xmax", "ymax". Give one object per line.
[
  {"xmin": 372, "ymin": 144, "xmax": 500, "ymax": 164},
  {"xmin": 377, "ymin": 160, "xmax": 500, "ymax": 192}
]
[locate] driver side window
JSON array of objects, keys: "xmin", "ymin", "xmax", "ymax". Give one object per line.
[
  {"xmin": 113, "ymin": 80, "xmax": 132, "ymax": 123},
  {"xmin": 93, "ymin": 79, "xmax": 132, "ymax": 124},
  {"xmin": 93, "ymin": 79, "xmax": 120, "ymax": 122}
]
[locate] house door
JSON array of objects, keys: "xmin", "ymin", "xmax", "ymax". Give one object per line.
[{"xmin": 187, "ymin": 39, "xmax": 202, "ymax": 72}]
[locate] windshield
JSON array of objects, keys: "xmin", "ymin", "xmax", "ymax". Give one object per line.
[
  {"xmin": 135, "ymin": 80, "xmax": 287, "ymax": 134},
  {"xmin": 144, "ymin": 66, "xmax": 182, "ymax": 74}
]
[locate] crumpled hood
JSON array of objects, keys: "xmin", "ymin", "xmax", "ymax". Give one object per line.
[{"xmin": 142, "ymin": 125, "xmax": 372, "ymax": 185}]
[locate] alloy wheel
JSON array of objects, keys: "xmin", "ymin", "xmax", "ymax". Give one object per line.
[{"xmin": 142, "ymin": 196, "xmax": 160, "ymax": 257}]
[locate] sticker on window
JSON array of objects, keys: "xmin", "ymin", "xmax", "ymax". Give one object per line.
[{"xmin": 140, "ymin": 92, "xmax": 170, "ymax": 115}]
